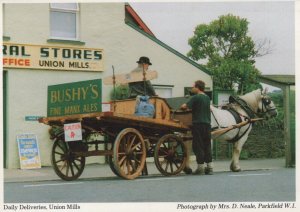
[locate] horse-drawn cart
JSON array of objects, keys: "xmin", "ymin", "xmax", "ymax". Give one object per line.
[
  {"xmin": 39, "ymin": 93, "xmax": 264, "ymax": 181},
  {"xmin": 39, "ymin": 97, "xmax": 193, "ymax": 181}
]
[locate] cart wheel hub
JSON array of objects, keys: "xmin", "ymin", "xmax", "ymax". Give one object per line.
[{"xmin": 60, "ymin": 152, "xmax": 74, "ymax": 161}]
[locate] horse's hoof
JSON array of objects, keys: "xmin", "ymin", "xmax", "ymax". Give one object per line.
[
  {"xmin": 183, "ymin": 167, "xmax": 193, "ymax": 175},
  {"xmin": 230, "ymin": 163, "xmax": 241, "ymax": 172}
]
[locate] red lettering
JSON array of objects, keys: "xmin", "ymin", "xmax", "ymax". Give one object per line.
[
  {"xmin": 3, "ymin": 58, "xmax": 31, "ymax": 67},
  {"xmin": 64, "ymin": 124, "xmax": 81, "ymax": 131},
  {"xmin": 70, "ymin": 131, "xmax": 75, "ymax": 138},
  {"xmin": 25, "ymin": 59, "xmax": 30, "ymax": 66}
]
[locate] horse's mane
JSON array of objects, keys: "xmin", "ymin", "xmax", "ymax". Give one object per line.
[
  {"xmin": 239, "ymin": 89, "xmax": 262, "ymax": 112},
  {"xmin": 210, "ymin": 89, "xmax": 262, "ymax": 113}
]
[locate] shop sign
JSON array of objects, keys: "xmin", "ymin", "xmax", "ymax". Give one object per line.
[
  {"xmin": 64, "ymin": 122, "xmax": 82, "ymax": 142},
  {"xmin": 47, "ymin": 79, "xmax": 102, "ymax": 117},
  {"xmin": 17, "ymin": 134, "xmax": 41, "ymax": 169},
  {"xmin": 3, "ymin": 43, "xmax": 104, "ymax": 72}
]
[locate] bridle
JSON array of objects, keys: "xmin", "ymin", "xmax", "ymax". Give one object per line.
[
  {"xmin": 226, "ymin": 92, "xmax": 276, "ymax": 119},
  {"xmin": 257, "ymin": 94, "xmax": 277, "ymax": 117}
]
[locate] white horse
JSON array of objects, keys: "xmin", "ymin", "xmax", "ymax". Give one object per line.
[{"xmin": 185, "ymin": 89, "xmax": 277, "ymax": 172}]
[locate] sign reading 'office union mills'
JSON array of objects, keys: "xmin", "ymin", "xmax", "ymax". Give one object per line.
[{"xmin": 3, "ymin": 43, "xmax": 104, "ymax": 72}]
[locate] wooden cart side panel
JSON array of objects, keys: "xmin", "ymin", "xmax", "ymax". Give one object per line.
[
  {"xmin": 100, "ymin": 113, "xmax": 189, "ymax": 132},
  {"xmin": 153, "ymin": 98, "xmax": 170, "ymax": 120},
  {"xmin": 38, "ymin": 112, "xmax": 105, "ymax": 125},
  {"xmin": 39, "ymin": 111, "xmax": 189, "ymax": 132},
  {"xmin": 112, "ymin": 97, "xmax": 171, "ymax": 120},
  {"xmin": 112, "ymin": 99, "xmax": 136, "ymax": 115},
  {"xmin": 173, "ymin": 111, "xmax": 192, "ymax": 126}
]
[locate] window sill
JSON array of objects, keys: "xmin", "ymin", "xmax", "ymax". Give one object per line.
[
  {"xmin": 152, "ymin": 84, "xmax": 174, "ymax": 88},
  {"xmin": 3, "ymin": 36, "xmax": 11, "ymax": 41},
  {"xmin": 47, "ymin": 39, "xmax": 85, "ymax": 46}
]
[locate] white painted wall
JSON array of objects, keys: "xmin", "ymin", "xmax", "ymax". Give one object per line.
[{"xmin": 4, "ymin": 3, "xmax": 212, "ymax": 168}]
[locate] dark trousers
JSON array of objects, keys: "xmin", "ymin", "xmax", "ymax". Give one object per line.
[{"xmin": 191, "ymin": 123, "xmax": 212, "ymax": 164}]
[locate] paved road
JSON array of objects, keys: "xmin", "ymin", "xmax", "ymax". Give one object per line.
[{"xmin": 4, "ymin": 168, "xmax": 295, "ymax": 203}]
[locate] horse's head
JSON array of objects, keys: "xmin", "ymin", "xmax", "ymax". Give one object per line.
[
  {"xmin": 240, "ymin": 89, "xmax": 278, "ymax": 119},
  {"xmin": 257, "ymin": 88, "xmax": 277, "ymax": 119}
]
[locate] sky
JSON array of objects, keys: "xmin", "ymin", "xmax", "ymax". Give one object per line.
[{"xmin": 130, "ymin": 1, "xmax": 295, "ymax": 76}]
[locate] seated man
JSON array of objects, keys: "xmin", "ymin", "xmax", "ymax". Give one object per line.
[{"xmin": 128, "ymin": 56, "xmax": 156, "ymax": 98}]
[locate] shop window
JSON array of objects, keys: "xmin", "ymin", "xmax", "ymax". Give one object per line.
[{"xmin": 50, "ymin": 3, "xmax": 79, "ymax": 40}]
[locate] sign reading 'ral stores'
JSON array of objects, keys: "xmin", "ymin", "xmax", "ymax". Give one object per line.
[
  {"xmin": 3, "ymin": 43, "xmax": 104, "ymax": 72},
  {"xmin": 47, "ymin": 79, "xmax": 102, "ymax": 117}
]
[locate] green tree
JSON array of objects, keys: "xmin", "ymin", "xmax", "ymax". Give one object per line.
[{"xmin": 188, "ymin": 14, "xmax": 265, "ymax": 94}]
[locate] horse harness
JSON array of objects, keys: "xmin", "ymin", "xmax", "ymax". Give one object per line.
[{"xmin": 211, "ymin": 96, "xmax": 255, "ymax": 143}]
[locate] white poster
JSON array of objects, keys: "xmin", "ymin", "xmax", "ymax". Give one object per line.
[{"xmin": 64, "ymin": 122, "xmax": 82, "ymax": 142}]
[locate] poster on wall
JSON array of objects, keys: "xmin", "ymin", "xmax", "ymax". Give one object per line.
[{"xmin": 17, "ymin": 134, "xmax": 41, "ymax": 169}]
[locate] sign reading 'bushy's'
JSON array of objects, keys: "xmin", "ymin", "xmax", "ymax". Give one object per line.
[{"xmin": 47, "ymin": 79, "xmax": 102, "ymax": 117}]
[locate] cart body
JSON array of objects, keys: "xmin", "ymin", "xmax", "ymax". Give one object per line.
[{"xmin": 39, "ymin": 97, "xmax": 191, "ymax": 180}]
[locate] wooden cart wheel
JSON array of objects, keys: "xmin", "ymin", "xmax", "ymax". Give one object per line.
[
  {"xmin": 154, "ymin": 134, "xmax": 187, "ymax": 176},
  {"xmin": 108, "ymin": 155, "xmax": 121, "ymax": 177},
  {"xmin": 108, "ymin": 142, "xmax": 121, "ymax": 177},
  {"xmin": 51, "ymin": 137, "xmax": 86, "ymax": 181},
  {"xmin": 113, "ymin": 128, "xmax": 146, "ymax": 180}
]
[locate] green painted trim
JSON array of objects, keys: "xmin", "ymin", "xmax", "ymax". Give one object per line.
[
  {"xmin": 3, "ymin": 71, "xmax": 7, "ymax": 168},
  {"xmin": 125, "ymin": 21, "xmax": 211, "ymax": 76},
  {"xmin": 3, "ymin": 36, "xmax": 10, "ymax": 41},
  {"xmin": 289, "ymin": 90, "xmax": 295, "ymax": 166},
  {"xmin": 212, "ymin": 89, "xmax": 234, "ymax": 105},
  {"xmin": 184, "ymin": 86, "xmax": 211, "ymax": 92},
  {"xmin": 152, "ymin": 84, "xmax": 174, "ymax": 88},
  {"xmin": 47, "ymin": 39, "xmax": 85, "ymax": 46}
]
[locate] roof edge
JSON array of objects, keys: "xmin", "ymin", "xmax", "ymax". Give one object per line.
[
  {"xmin": 125, "ymin": 3, "xmax": 155, "ymax": 37},
  {"xmin": 259, "ymin": 75, "xmax": 295, "ymax": 86},
  {"xmin": 125, "ymin": 21, "xmax": 211, "ymax": 76}
]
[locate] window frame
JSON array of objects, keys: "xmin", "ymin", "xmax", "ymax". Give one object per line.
[
  {"xmin": 49, "ymin": 3, "xmax": 80, "ymax": 41},
  {"xmin": 152, "ymin": 84, "xmax": 174, "ymax": 98}
]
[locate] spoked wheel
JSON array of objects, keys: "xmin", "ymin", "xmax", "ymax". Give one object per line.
[
  {"xmin": 154, "ymin": 134, "xmax": 187, "ymax": 176},
  {"xmin": 51, "ymin": 137, "xmax": 86, "ymax": 181},
  {"xmin": 108, "ymin": 155, "xmax": 121, "ymax": 177},
  {"xmin": 108, "ymin": 142, "xmax": 121, "ymax": 177},
  {"xmin": 113, "ymin": 128, "xmax": 146, "ymax": 180}
]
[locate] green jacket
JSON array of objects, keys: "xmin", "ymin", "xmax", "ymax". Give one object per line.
[{"xmin": 186, "ymin": 93, "xmax": 211, "ymax": 125}]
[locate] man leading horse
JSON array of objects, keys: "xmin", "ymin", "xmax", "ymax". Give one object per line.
[
  {"xmin": 181, "ymin": 80, "xmax": 277, "ymax": 175},
  {"xmin": 181, "ymin": 80, "xmax": 213, "ymax": 175}
]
